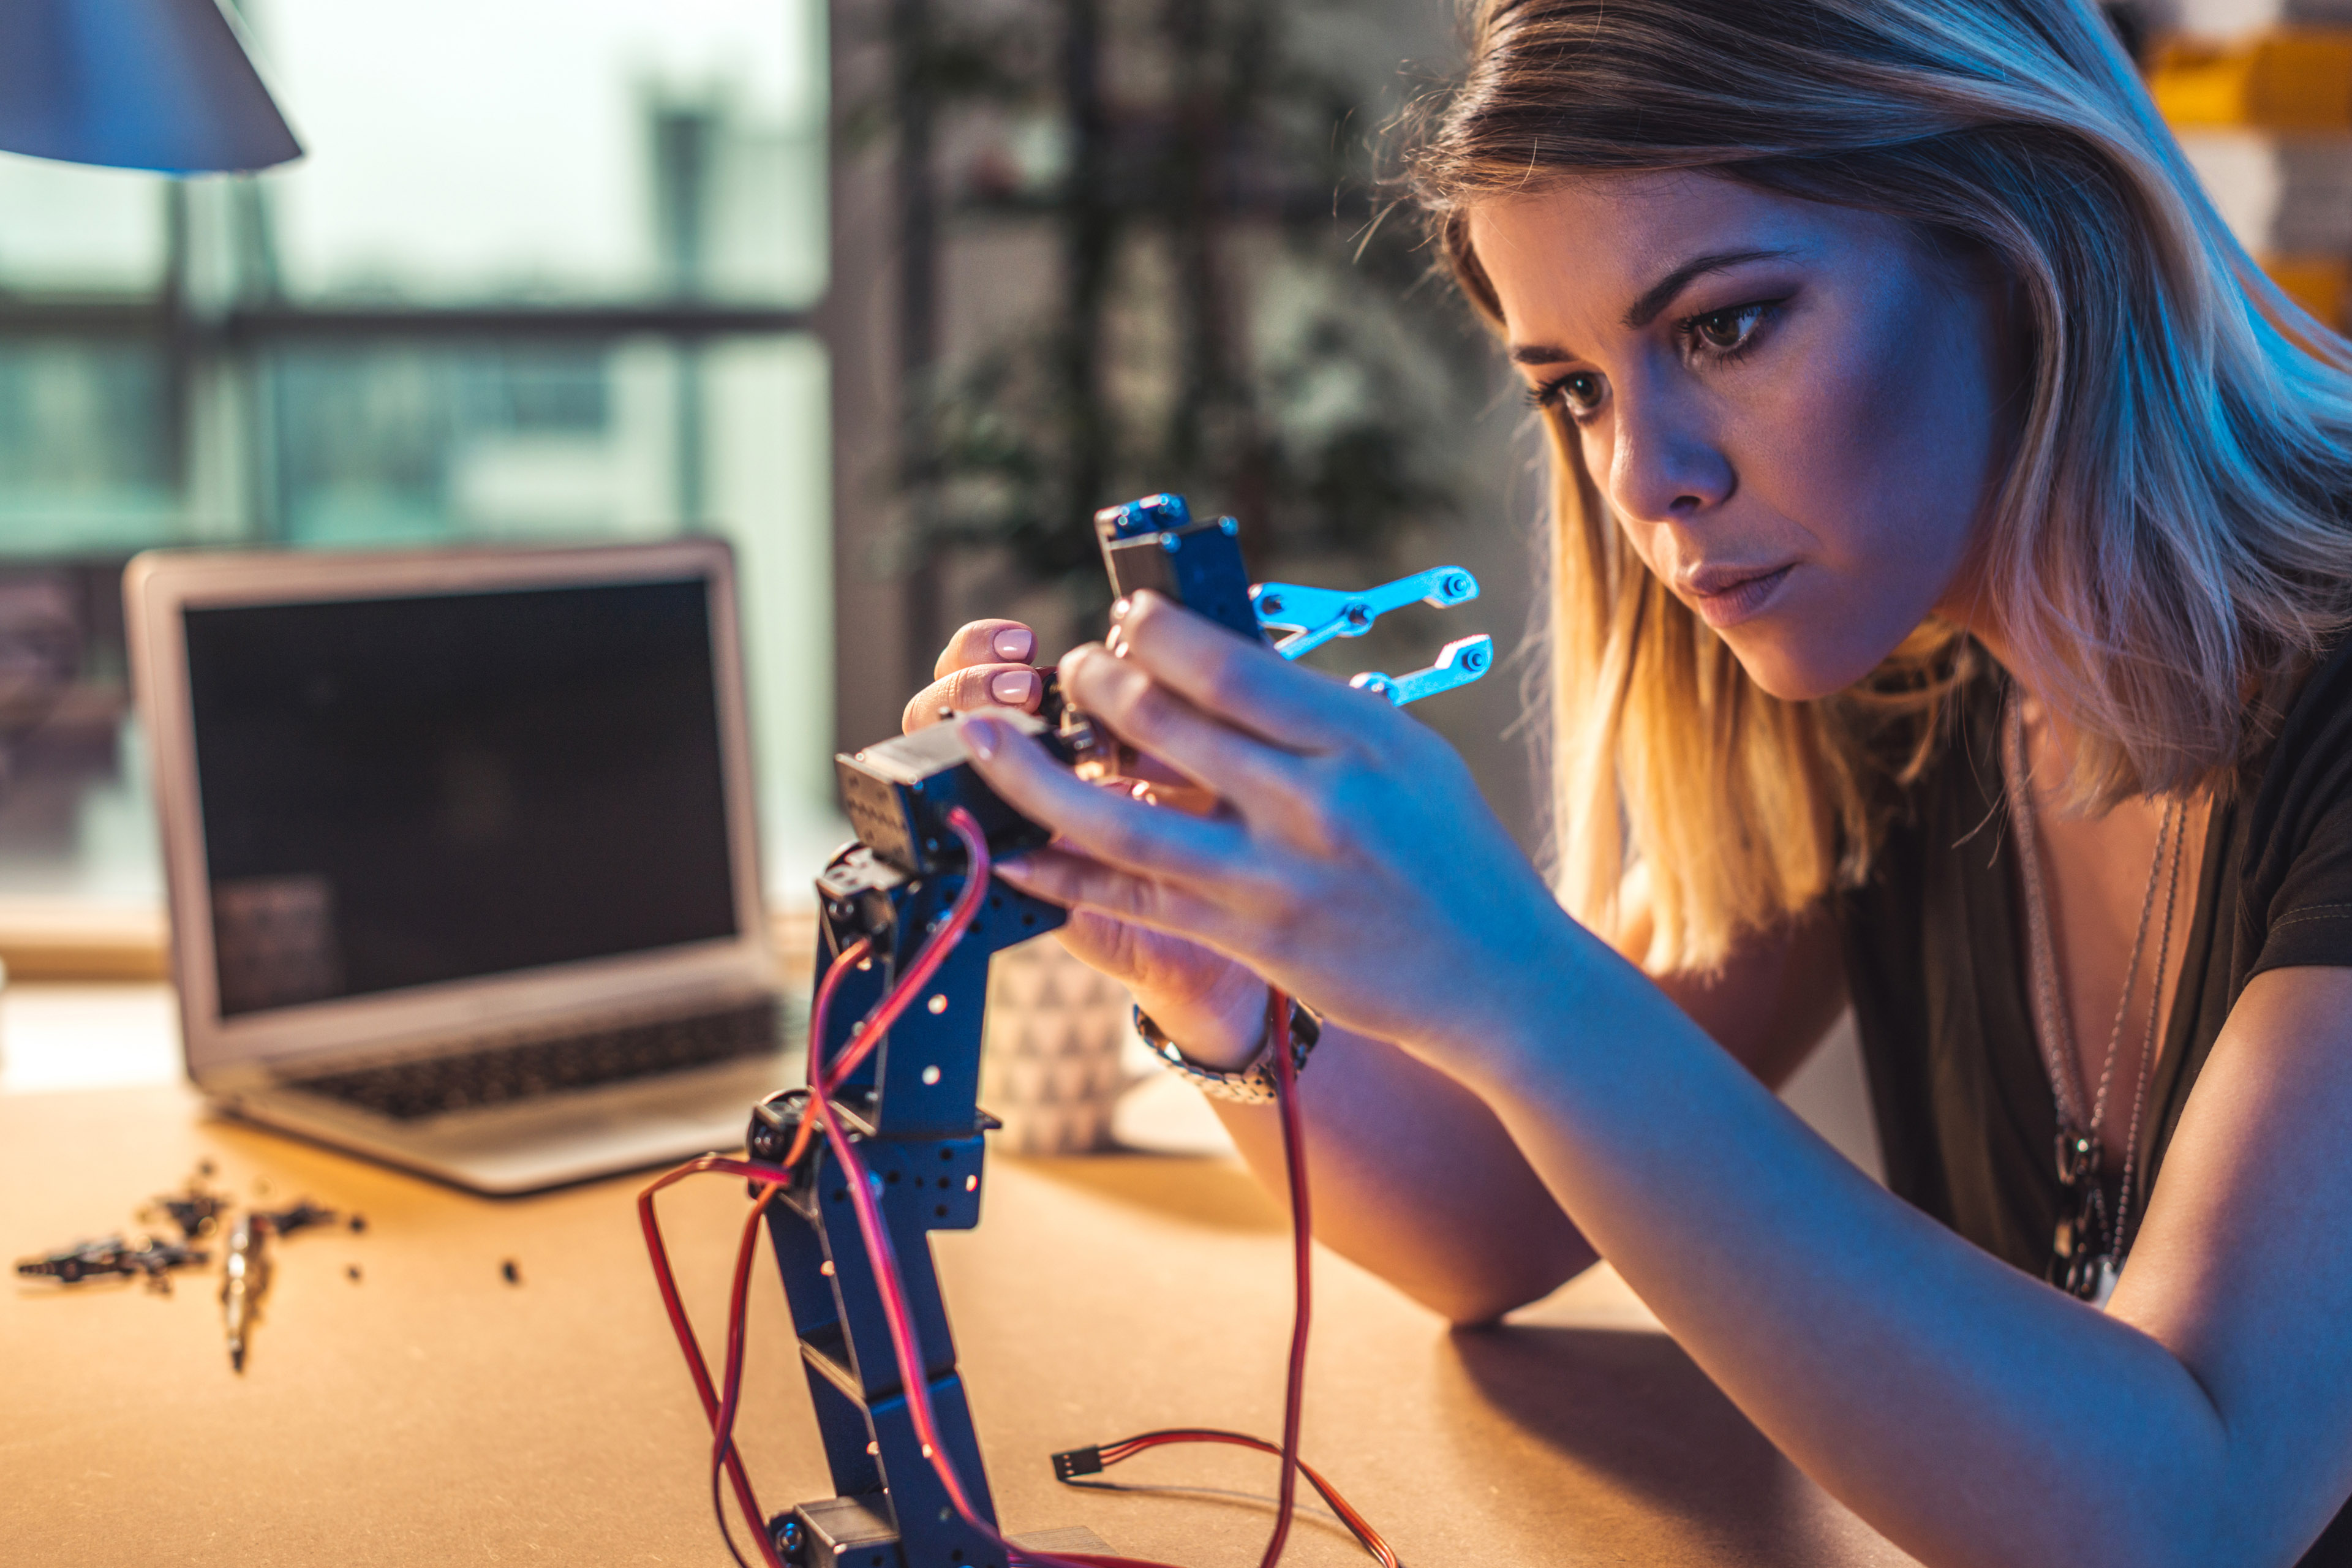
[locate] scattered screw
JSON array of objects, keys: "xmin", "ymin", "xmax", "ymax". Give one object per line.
[
  {"xmin": 197, "ymin": 1159, "xmax": 216, "ymax": 1178},
  {"xmin": 347, "ymin": 1215, "xmax": 368, "ymax": 1234},
  {"xmin": 347, "ymin": 1265, "xmax": 363, "ymax": 1283},
  {"xmin": 263, "ymin": 1199, "xmax": 339, "ymax": 1237},
  {"xmin": 500, "ymin": 1259, "xmax": 521, "ymax": 1285}
]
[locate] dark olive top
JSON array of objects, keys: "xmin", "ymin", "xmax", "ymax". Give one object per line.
[{"xmin": 1838, "ymin": 636, "xmax": 2352, "ymax": 1565}]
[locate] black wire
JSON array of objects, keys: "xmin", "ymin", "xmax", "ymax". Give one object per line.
[{"xmin": 710, "ymin": 1441, "xmax": 756, "ymax": 1568}]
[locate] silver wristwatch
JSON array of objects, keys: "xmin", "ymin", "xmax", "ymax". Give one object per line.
[{"xmin": 1134, "ymin": 997, "xmax": 1321, "ymax": 1104}]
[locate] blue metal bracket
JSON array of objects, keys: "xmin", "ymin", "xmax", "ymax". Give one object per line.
[
  {"xmin": 1250, "ymin": 565, "xmax": 1480, "ymax": 658},
  {"xmin": 1250, "ymin": 566, "xmax": 1489, "ymax": 707},
  {"xmin": 1348, "ymin": 633, "xmax": 1494, "ymax": 706}
]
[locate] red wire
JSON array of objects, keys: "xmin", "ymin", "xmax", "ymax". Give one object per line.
[
  {"xmin": 712, "ymin": 1182, "xmax": 784, "ymax": 1545},
  {"xmin": 1077, "ymin": 1430, "xmax": 1398, "ymax": 1567},
  {"xmin": 643, "ymin": 805, "xmax": 1341, "ymax": 1568},
  {"xmin": 1258, "ymin": 990, "xmax": 1309, "ymax": 1568},
  {"xmin": 780, "ymin": 929, "xmax": 878, "ymax": 1170},
  {"xmin": 637, "ymin": 1155, "xmax": 790, "ymax": 1568},
  {"xmin": 636, "ymin": 922, "xmax": 881, "ymax": 1567},
  {"xmin": 782, "ymin": 827, "xmax": 997, "ymax": 1171}
]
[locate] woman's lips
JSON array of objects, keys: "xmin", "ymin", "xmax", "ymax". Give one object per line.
[{"xmin": 1684, "ymin": 564, "xmax": 1795, "ymax": 628}]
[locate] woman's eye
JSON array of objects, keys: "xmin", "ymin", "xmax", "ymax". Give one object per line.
[
  {"xmin": 1528, "ymin": 370, "xmax": 1607, "ymax": 418},
  {"xmin": 1687, "ymin": 303, "xmax": 1771, "ymax": 355}
]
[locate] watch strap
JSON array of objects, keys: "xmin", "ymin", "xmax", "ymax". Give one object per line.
[{"xmin": 1135, "ymin": 995, "xmax": 1321, "ymax": 1105}]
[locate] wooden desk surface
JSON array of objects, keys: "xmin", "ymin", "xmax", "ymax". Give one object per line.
[{"xmin": 1, "ymin": 1051, "xmax": 1915, "ymax": 1565}]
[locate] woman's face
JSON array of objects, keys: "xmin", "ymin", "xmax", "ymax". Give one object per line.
[{"xmin": 1468, "ymin": 173, "xmax": 2018, "ymax": 699}]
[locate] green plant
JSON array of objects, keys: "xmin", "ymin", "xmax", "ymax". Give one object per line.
[{"xmin": 884, "ymin": 0, "xmax": 1487, "ymax": 611}]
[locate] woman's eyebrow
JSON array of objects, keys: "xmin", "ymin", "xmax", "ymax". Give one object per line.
[
  {"xmin": 1621, "ymin": 247, "xmax": 1793, "ymax": 328},
  {"xmin": 1506, "ymin": 246, "xmax": 1797, "ymax": 366}
]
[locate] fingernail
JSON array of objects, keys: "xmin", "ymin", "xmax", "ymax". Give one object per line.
[
  {"xmin": 1105, "ymin": 626, "xmax": 1129, "ymax": 658},
  {"xmin": 989, "ymin": 668, "xmax": 1038, "ymax": 706},
  {"xmin": 963, "ymin": 716, "xmax": 1003, "ymax": 760},
  {"xmin": 991, "ymin": 626, "xmax": 1033, "ymax": 661},
  {"xmin": 1109, "ymin": 597, "xmax": 1132, "ymax": 622}
]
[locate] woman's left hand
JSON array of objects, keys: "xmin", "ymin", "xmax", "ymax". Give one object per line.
[{"xmin": 960, "ymin": 590, "xmax": 1575, "ymax": 1059}]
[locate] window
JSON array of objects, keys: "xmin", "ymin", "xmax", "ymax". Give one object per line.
[{"xmin": 0, "ymin": 0, "xmax": 838, "ymax": 905}]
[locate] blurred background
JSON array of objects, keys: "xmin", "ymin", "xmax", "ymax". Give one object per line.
[{"xmin": 0, "ymin": 0, "xmax": 2345, "ymax": 995}]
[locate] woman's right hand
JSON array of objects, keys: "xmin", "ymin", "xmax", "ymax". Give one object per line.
[{"xmin": 905, "ymin": 619, "xmax": 1272, "ymax": 1070}]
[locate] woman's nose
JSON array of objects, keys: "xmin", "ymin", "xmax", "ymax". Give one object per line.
[{"xmin": 1604, "ymin": 388, "xmax": 1735, "ymax": 522}]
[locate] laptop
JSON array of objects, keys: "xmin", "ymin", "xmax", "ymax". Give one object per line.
[{"xmin": 124, "ymin": 539, "xmax": 796, "ymax": 1194}]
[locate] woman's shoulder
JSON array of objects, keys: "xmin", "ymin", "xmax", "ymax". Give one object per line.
[
  {"xmin": 2242, "ymin": 635, "xmax": 2352, "ymax": 823},
  {"xmin": 2257, "ymin": 635, "xmax": 2352, "ymax": 771},
  {"xmin": 2234, "ymin": 634, "xmax": 2352, "ymax": 987}
]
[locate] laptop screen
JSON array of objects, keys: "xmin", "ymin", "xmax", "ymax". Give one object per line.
[{"xmin": 183, "ymin": 578, "xmax": 741, "ymax": 1017}]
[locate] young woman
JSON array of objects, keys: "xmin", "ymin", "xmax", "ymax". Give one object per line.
[{"xmin": 903, "ymin": 2, "xmax": 2352, "ymax": 1562}]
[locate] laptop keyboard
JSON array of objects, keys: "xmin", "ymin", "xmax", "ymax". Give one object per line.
[{"xmin": 287, "ymin": 1000, "xmax": 783, "ymax": 1121}]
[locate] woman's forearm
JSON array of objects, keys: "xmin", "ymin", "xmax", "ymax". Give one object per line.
[
  {"xmin": 1449, "ymin": 925, "xmax": 2234, "ymax": 1568},
  {"xmin": 1211, "ymin": 1020, "xmax": 1597, "ymax": 1325}
]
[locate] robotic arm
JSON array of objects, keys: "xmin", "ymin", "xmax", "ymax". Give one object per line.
[{"xmin": 674, "ymin": 494, "xmax": 1482, "ymax": 1568}]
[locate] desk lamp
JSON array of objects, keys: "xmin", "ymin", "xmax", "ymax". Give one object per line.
[{"xmin": 0, "ymin": 0, "xmax": 300, "ymax": 174}]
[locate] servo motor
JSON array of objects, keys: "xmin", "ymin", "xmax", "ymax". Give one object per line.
[
  {"xmin": 1092, "ymin": 493, "xmax": 1268, "ymax": 646},
  {"xmin": 835, "ymin": 707, "xmax": 1074, "ymax": 877}
]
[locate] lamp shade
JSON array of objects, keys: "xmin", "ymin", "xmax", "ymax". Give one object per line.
[{"xmin": 0, "ymin": 0, "xmax": 301, "ymax": 174}]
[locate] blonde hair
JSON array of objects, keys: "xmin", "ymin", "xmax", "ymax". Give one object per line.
[{"xmin": 1405, "ymin": 0, "xmax": 2352, "ymax": 972}]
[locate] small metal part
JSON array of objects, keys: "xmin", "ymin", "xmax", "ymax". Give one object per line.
[
  {"xmin": 19, "ymin": 1234, "xmax": 211, "ymax": 1286},
  {"xmin": 221, "ymin": 1213, "xmax": 267, "ymax": 1373},
  {"xmin": 1349, "ymin": 633, "xmax": 1496, "ymax": 707},
  {"xmin": 1058, "ymin": 704, "xmax": 1124, "ymax": 782},
  {"xmin": 145, "ymin": 1183, "xmax": 228, "ymax": 1241},
  {"xmin": 788, "ymin": 1497, "xmax": 899, "ymax": 1567},
  {"xmin": 1251, "ymin": 564, "xmax": 1482, "ymax": 660},
  {"xmin": 17, "ymin": 1235, "xmax": 132, "ymax": 1284},
  {"xmin": 347, "ymin": 1265, "xmax": 363, "ymax": 1282},
  {"xmin": 259, "ymin": 1199, "xmax": 339, "ymax": 1237},
  {"xmin": 501, "ymin": 1259, "xmax": 521, "ymax": 1285},
  {"xmin": 1093, "ymin": 492, "xmax": 1191, "ymax": 539},
  {"xmin": 125, "ymin": 1237, "xmax": 209, "ymax": 1281}
]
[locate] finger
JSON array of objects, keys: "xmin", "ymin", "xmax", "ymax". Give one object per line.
[
  {"xmin": 1110, "ymin": 592, "xmax": 1390, "ymax": 752},
  {"xmin": 935, "ymin": 619, "xmax": 1035, "ymax": 679},
  {"xmin": 995, "ymin": 846, "xmax": 1243, "ymax": 951},
  {"xmin": 902, "ymin": 663, "xmax": 1042, "ymax": 733},
  {"xmin": 962, "ymin": 712, "xmax": 1246, "ymax": 886},
  {"xmin": 1059, "ymin": 641, "xmax": 1308, "ymax": 805}
]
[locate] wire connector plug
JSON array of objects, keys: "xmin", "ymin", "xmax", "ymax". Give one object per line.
[{"xmin": 1050, "ymin": 1445, "xmax": 1105, "ymax": 1480}]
